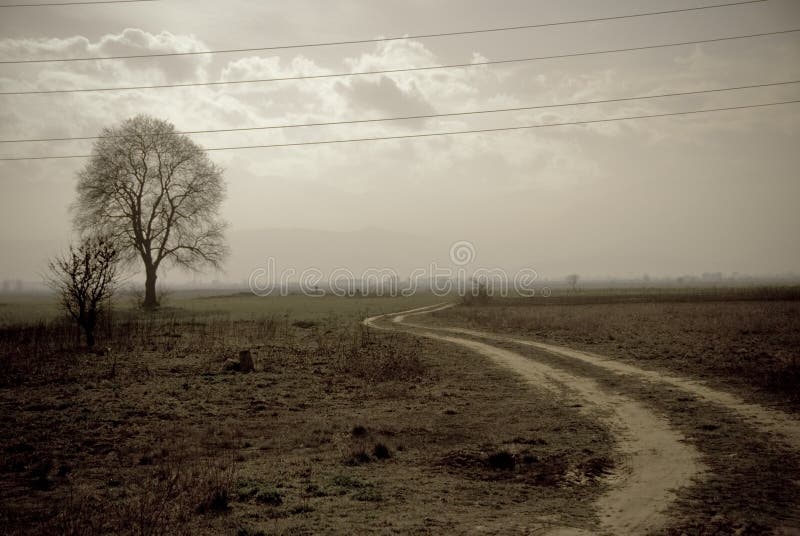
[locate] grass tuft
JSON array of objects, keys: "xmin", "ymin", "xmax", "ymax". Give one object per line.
[{"xmin": 372, "ymin": 443, "xmax": 391, "ymax": 460}]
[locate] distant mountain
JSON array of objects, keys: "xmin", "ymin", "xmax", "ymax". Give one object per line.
[{"xmin": 225, "ymin": 226, "xmax": 450, "ymax": 282}]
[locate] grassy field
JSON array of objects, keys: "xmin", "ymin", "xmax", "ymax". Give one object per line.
[
  {"xmin": 0, "ymin": 293, "xmax": 613, "ymax": 535},
  {"xmin": 0, "ymin": 291, "xmax": 448, "ymax": 326},
  {"xmin": 428, "ymin": 287, "xmax": 800, "ymax": 409},
  {"xmin": 5, "ymin": 287, "xmax": 798, "ymax": 533}
]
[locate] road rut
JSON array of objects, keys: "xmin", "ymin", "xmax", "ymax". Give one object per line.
[{"xmin": 365, "ymin": 304, "xmax": 703, "ymax": 535}]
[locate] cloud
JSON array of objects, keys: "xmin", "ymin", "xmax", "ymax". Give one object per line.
[
  {"xmin": 0, "ymin": 29, "xmax": 206, "ymax": 60},
  {"xmin": 0, "ymin": 29, "xmax": 212, "ymax": 86},
  {"xmin": 220, "ymin": 54, "xmax": 328, "ymax": 81},
  {"xmin": 335, "ymin": 75, "xmax": 435, "ymax": 118},
  {"xmin": 0, "ymin": 32, "xmax": 680, "ymax": 199},
  {"xmin": 1, "ymin": 22, "xmax": 798, "ymax": 280}
]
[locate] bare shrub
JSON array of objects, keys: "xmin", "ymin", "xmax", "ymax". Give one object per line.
[{"xmin": 46, "ymin": 235, "xmax": 120, "ymax": 348}]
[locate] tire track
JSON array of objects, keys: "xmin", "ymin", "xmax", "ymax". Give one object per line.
[
  {"xmin": 402, "ymin": 304, "xmax": 800, "ymax": 451},
  {"xmin": 365, "ymin": 304, "xmax": 703, "ymax": 535}
]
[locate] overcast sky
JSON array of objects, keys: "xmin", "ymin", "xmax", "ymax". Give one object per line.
[{"xmin": 0, "ymin": 0, "xmax": 799, "ymax": 284}]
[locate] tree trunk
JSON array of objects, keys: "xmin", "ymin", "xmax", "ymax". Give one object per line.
[
  {"xmin": 83, "ymin": 311, "xmax": 97, "ymax": 348},
  {"xmin": 143, "ymin": 263, "xmax": 158, "ymax": 309},
  {"xmin": 85, "ymin": 326, "xmax": 95, "ymax": 348}
]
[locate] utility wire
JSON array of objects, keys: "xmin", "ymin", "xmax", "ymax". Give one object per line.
[
  {"xmin": 0, "ymin": 0, "xmax": 766, "ymax": 64},
  {"xmin": 2, "ymin": 99, "xmax": 797, "ymax": 161},
  {"xmin": 0, "ymin": 0, "xmax": 155, "ymax": 7},
  {"xmin": 1, "ymin": 28, "xmax": 796, "ymax": 96},
  {"xmin": 1, "ymin": 79, "xmax": 797, "ymax": 144}
]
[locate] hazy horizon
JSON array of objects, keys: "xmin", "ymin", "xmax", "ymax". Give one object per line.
[{"xmin": 1, "ymin": 0, "xmax": 799, "ymax": 285}]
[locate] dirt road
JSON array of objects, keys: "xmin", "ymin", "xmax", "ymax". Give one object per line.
[
  {"xmin": 399, "ymin": 304, "xmax": 800, "ymax": 452},
  {"xmin": 365, "ymin": 304, "xmax": 704, "ymax": 535}
]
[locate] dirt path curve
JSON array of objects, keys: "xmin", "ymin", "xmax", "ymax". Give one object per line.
[
  {"xmin": 365, "ymin": 305, "xmax": 703, "ymax": 536},
  {"xmin": 400, "ymin": 304, "xmax": 800, "ymax": 452}
]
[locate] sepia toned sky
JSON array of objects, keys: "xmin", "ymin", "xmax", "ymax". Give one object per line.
[{"xmin": 0, "ymin": 0, "xmax": 799, "ymax": 284}]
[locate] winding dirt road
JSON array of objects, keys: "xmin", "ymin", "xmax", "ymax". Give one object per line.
[
  {"xmin": 367, "ymin": 302, "xmax": 800, "ymax": 533},
  {"xmin": 398, "ymin": 304, "xmax": 800, "ymax": 452},
  {"xmin": 365, "ymin": 304, "xmax": 705, "ymax": 535}
]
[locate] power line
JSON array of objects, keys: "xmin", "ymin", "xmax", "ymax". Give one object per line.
[
  {"xmin": 2, "ymin": 99, "xmax": 797, "ymax": 161},
  {"xmin": 2, "ymin": 28, "xmax": 796, "ymax": 96},
  {"xmin": 2, "ymin": 79, "xmax": 798, "ymax": 144},
  {"xmin": 0, "ymin": 0, "xmax": 155, "ymax": 7},
  {"xmin": 204, "ymin": 100, "xmax": 800, "ymax": 152},
  {"xmin": 0, "ymin": 0, "xmax": 766, "ymax": 64}
]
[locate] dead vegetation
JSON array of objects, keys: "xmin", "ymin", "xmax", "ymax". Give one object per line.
[{"xmin": 0, "ymin": 306, "xmax": 614, "ymax": 534}]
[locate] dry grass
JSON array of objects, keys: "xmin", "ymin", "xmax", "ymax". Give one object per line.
[
  {"xmin": 0, "ymin": 306, "xmax": 614, "ymax": 534},
  {"xmin": 431, "ymin": 291, "xmax": 800, "ymax": 408}
]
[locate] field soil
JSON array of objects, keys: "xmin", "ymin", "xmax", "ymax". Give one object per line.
[
  {"xmin": 3, "ymin": 290, "xmax": 799, "ymax": 534},
  {"xmin": 0, "ymin": 297, "xmax": 616, "ymax": 535},
  {"xmin": 410, "ymin": 294, "xmax": 800, "ymax": 534},
  {"xmin": 368, "ymin": 306, "xmax": 702, "ymax": 535}
]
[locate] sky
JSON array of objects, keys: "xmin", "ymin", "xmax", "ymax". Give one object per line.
[{"xmin": 0, "ymin": 0, "xmax": 799, "ymax": 287}]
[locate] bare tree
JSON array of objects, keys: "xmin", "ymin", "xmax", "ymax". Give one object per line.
[
  {"xmin": 73, "ymin": 115, "xmax": 227, "ymax": 309},
  {"xmin": 566, "ymin": 274, "xmax": 580, "ymax": 293},
  {"xmin": 47, "ymin": 236, "xmax": 120, "ymax": 348}
]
